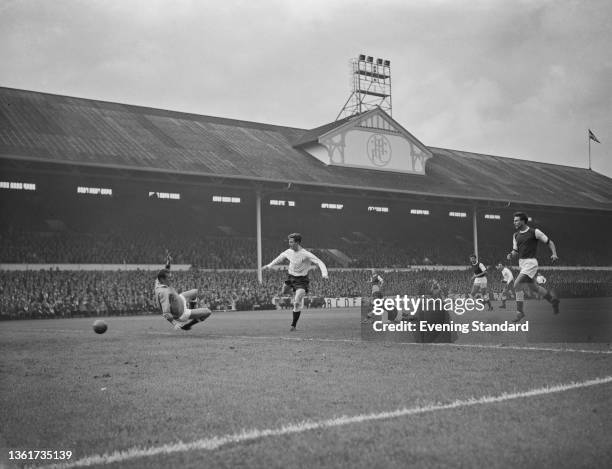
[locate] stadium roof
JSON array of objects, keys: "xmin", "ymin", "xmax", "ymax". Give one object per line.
[{"xmin": 1, "ymin": 87, "xmax": 611, "ymax": 211}]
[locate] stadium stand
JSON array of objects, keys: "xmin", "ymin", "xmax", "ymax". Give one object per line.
[
  {"xmin": 1, "ymin": 207, "xmax": 610, "ymax": 267},
  {"xmin": 0, "ymin": 87, "xmax": 611, "ymax": 319}
]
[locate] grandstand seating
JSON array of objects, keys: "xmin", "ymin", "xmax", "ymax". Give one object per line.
[
  {"xmin": 1, "ymin": 224, "xmax": 610, "ymax": 268},
  {"xmin": 1, "ymin": 269, "xmax": 610, "ymax": 320}
]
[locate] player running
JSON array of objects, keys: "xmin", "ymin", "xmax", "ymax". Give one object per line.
[
  {"xmin": 469, "ymin": 254, "xmax": 493, "ymax": 311},
  {"xmin": 495, "ymin": 262, "xmax": 515, "ymax": 309},
  {"xmin": 263, "ymin": 233, "xmax": 328, "ymax": 331},
  {"xmin": 507, "ymin": 212, "xmax": 560, "ymax": 322},
  {"xmin": 154, "ymin": 253, "xmax": 212, "ymax": 331},
  {"xmin": 370, "ymin": 269, "xmax": 384, "ymax": 299},
  {"xmin": 364, "ymin": 269, "xmax": 397, "ymax": 323}
]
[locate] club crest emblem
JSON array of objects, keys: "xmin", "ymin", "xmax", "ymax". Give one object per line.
[{"xmin": 367, "ymin": 134, "xmax": 392, "ymax": 167}]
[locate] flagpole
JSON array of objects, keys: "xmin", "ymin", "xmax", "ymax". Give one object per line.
[{"xmin": 588, "ymin": 130, "xmax": 591, "ymax": 170}]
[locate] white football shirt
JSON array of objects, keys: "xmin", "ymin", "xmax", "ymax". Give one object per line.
[{"xmin": 266, "ymin": 248, "xmax": 328, "ymax": 277}]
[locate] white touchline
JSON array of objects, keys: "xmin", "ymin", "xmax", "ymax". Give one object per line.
[
  {"xmin": 209, "ymin": 334, "xmax": 612, "ymax": 355},
  {"xmin": 422, "ymin": 342, "xmax": 612, "ymax": 355},
  {"xmin": 6, "ymin": 330, "xmax": 610, "ymax": 355},
  {"xmin": 37, "ymin": 375, "xmax": 612, "ymax": 469}
]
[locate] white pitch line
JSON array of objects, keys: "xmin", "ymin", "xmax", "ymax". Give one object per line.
[
  {"xmin": 37, "ymin": 375, "xmax": 612, "ymax": 469},
  {"xmin": 202, "ymin": 334, "xmax": 612, "ymax": 355},
  {"xmin": 420, "ymin": 341, "xmax": 612, "ymax": 355},
  {"xmin": 6, "ymin": 328, "xmax": 610, "ymax": 355}
]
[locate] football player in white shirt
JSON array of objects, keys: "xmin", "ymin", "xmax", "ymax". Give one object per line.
[
  {"xmin": 263, "ymin": 233, "xmax": 328, "ymax": 331},
  {"xmin": 495, "ymin": 262, "xmax": 515, "ymax": 309}
]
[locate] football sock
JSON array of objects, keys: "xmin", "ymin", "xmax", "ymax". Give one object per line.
[
  {"xmin": 292, "ymin": 311, "xmax": 301, "ymax": 327},
  {"xmin": 517, "ymin": 301, "xmax": 524, "ymax": 313},
  {"xmin": 543, "ymin": 292, "xmax": 553, "ymax": 302},
  {"xmin": 502, "ymin": 299, "xmax": 506, "ymax": 307}
]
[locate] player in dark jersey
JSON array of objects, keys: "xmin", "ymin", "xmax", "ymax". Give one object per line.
[
  {"xmin": 370, "ymin": 269, "xmax": 384, "ymax": 299},
  {"xmin": 507, "ymin": 212, "xmax": 559, "ymax": 322},
  {"xmin": 469, "ymin": 255, "xmax": 493, "ymax": 311},
  {"xmin": 362, "ymin": 269, "xmax": 386, "ymax": 323}
]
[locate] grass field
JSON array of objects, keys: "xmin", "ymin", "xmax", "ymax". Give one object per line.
[{"xmin": 1, "ymin": 300, "xmax": 611, "ymax": 469}]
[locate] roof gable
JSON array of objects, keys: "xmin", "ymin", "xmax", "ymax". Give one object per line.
[{"xmin": 296, "ymin": 108, "xmax": 432, "ymax": 175}]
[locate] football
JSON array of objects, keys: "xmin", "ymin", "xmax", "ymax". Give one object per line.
[{"xmin": 93, "ymin": 320, "xmax": 108, "ymax": 334}]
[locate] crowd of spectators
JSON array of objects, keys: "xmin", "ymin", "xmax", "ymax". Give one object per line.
[
  {"xmin": 0, "ymin": 232, "xmax": 257, "ymax": 268},
  {"xmin": 1, "ymin": 268, "xmax": 610, "ymax": 320},
  {"xmin": 2, "ymin": 230, "xmax": 610, "ymax": 268}
]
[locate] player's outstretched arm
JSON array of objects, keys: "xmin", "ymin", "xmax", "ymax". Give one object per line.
[
  {"xmin": 162, "ymin": 312, "xmax": 180, "ymax": 328},
  {"xmin": 160, "ymin": 301, "xmax": 181, "ymax": 329},
  {"xmin": 508, "ymin": 233, "xmax": 518, "ymax": 261},
  {"xmin": 156, "ymin": 289, "xmax": 177, "ymax": 327},
  {"xmin": 535, "ymin": 229, "xmax": 558, "ymax": 262},
  {"xmin": 164, "ymin": 251, "xmax": 172, "ymax": 270},
  {"xmin": 548, "ymin": 239, "xmax": 558, "ymax": 262},
  {"xmin": 308, "ymin": 252, "xmax": 328, "ymax": 278},
  {"xmin": 263, "ymin": 253, "xmax": 286, "ymax": 270}
]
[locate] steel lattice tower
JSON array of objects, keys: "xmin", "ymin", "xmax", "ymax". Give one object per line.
[{"xmin": 337, "ymin": 54, "xmax": 392, "ymax": 120}]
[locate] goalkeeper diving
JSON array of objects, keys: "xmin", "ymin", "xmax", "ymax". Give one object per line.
[{"xmin": 154, "ymin": 252, "xmax": 212, "ymax": 330}]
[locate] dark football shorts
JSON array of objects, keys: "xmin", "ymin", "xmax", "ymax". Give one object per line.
[{"xmin": 284, "ymin": 274, "xmax": 310, "ymax": 293}]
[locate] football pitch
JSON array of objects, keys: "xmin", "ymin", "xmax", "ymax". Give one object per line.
[{"xmin": 1, "ymin": 300, "xmax": 611, "ymax": 469}]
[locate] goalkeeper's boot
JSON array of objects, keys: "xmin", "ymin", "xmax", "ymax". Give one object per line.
[{"xmin": 181, "ymin": 319, "xmax": 199, "ymax": 330}]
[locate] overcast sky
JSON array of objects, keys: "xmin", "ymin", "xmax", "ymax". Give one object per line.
[{"xmin": 1, "ymin": 0, "xmax": 611, "ymax": 177}]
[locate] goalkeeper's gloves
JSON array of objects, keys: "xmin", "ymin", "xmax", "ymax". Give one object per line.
[{"xmin": 162, "ymin": 312, "xmax": 174, "ymax": 322}]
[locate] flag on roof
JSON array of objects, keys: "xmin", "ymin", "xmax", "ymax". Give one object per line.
[{"xmin": 589, "ymin": 129, "xmax": 601, "ymax": 143}]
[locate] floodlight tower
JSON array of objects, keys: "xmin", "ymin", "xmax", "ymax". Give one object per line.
[{"xmin": 337, "ymin": 54, "xmax": 392, "ymax": 120}]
